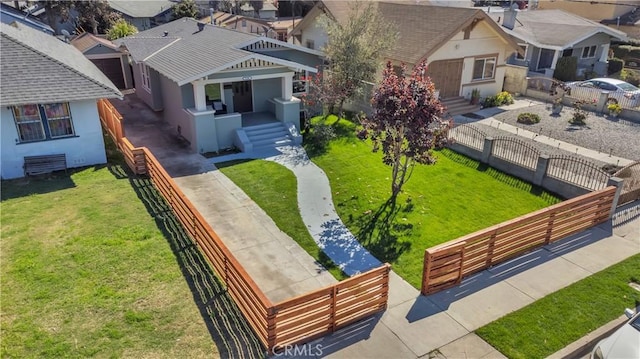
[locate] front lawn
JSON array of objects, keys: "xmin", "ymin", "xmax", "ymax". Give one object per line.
[
  {"xmin": 309, "ymin": 116, "xmax": 561, "ymax": 288},
  {"xmin": 477, "ymin": 254, "xmax": 640, "ymax": 359},
  {"xmin": 0, "ymin": 141, "xmax": 262, "ymax": 358}
]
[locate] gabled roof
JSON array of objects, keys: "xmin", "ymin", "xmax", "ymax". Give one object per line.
[
  {"xmin": 117, "ymin": 18, "xmax": 318, "ymax": 86},
  {"xmin": 71, "ymin": 32, "xmax": 120, "ymax": 53},
  {"xmin": 0, "ymin": 22, "xmax": 122, "ymax": 106},
  {"xmin": 108, "ymin": 0, "xmax": 175, "ymax": 18},
  {"xmin": 292, "ymin": 1, "xmax": 520, "ymax": 64},
  {"xmin": 489, "ymin": 9, "xmax": 628, "ymax": 50},
  {"xmin": 240, "ymin": 2, "xmax": 278, "ymax": 13}
]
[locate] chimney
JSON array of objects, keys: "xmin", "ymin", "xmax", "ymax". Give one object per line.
[
  {"xmin": 197, "ymin": 22, "xmax": 205, "ymax": 32},
  {"xmin": 502, "ymin": 4, "xmax": 519, "ymax": 30},
  {"xmin": 209, "ymin": 8, "xmax": 214, "ymax": 24}
]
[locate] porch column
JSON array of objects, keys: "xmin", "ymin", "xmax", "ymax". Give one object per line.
[
  {"xmin": 550, "ymin": 49, "xmax": 561, "ymax": 71},
  {"xmin": 281, "ymin": 73, "xmax": 294, "ymax": 101},
  {"xmin": 193, "ymin": 79, "xmax": 207, "ymax": 111},
  {"xmin": 600, "ymin": 43, "xmax": 610, "ymax": 62}
]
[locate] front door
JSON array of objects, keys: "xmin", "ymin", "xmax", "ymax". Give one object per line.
[
  {"xmin": 537, "ymin": 49, "xmax": 555, "ymax": 71},
  {"xmin": 427, "ymin": 59, "xmax": 463, "ymax": 99},
  {"xmin": 232, "ymin": 81, "xmax": 253, "ymax": 113}
]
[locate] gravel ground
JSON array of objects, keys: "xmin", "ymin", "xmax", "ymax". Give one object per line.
[{"xmin": 489, "ymin": 104, "xmax": 640, "ymax": 161}]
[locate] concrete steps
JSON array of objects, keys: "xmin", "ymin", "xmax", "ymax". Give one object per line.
[
  {"xmin": 441, "ymin": 96, "xmax": 481, "ymax": 117},
  {"xmin": 244, "ymin": 122, "xmax": 293, "ymax": 150}
]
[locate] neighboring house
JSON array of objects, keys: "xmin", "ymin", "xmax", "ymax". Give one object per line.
[
  {"xmin": 108, "ymin": 0, "xmax": 175, "ymax": 31},
  {"xmin": 269, "ymin": 18, "xmax": 302, "ymax": 42},
  {"xmin": 491, "ymin": 8, "xmax": 628, "ymax": 78},
  {"xmin": 0, "ymin": 22, "xmax": 122, "ymax": 179},
  {"xmin": 290, "ymin": 1, "xmax": 521, "ymax": 100},
  {"xmin": 537, "ymin": 0, "xmax": 637, "ymax": 22},
  {"xmin": 205, "ymin": 11, "xmax": 276, "ymax": 37},
  {"xmin": 0, "ymin": 2, "xmax": 54, "ymax": 35},
  {"xmin": 240, "ymin": 1, "xmax": 278, "ymax": 19},
  {"xmin": 116, "ymin": 18, "xmax": 324, "ymax": 154},
  {"xmin": 71, "ymin": 32, "xmax": 134, "ymax": 90}
]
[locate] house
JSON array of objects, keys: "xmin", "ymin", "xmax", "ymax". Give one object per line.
[
  {"xmin": 116, "ymin": 18, "xmax": 324, "ymax": 154},
  {"xmin": 491, "ymin": 8, "xmax": 628, "ymax": 78},
  {"xmin": 0, "ymin": 3, "xmax": 54, "ymax": 35},
  {"xmin": 290, "ymin": 1, "xmax": 522, "ymax": 101},
  {"xmin": 108, "ymin": 0, "xmax": 175, "ymax": 31},
  {"xmin": 269, "ymin": 18, "xmax": 302, "ymax": 42},
  {"xmin": 0, "ymin": 22, "xmax": 122, "ymax": 180},
  {"xmin": 240, "ymin": 1, "xmax": 278, "ymax": 19},
  {"xmin": 71, "ymin": 32, "xmax": 134, "ymax": 90},
  {"xmin": 204, "ymin": 11, "xmax": 276, "ymax": 37}
]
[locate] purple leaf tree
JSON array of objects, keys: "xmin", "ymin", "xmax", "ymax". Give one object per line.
[{"xmin": 358, "ymin": 61, "xmax": 452, "ymax": 200}]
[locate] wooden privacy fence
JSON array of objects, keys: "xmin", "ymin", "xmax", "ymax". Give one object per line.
[
  {"xmin": 421, "ymin": 186, "xmax": 616, "ymax": 295},
  {"xmin": 98, "ymin": 99, "xmax": 390, "ymax": 352}
]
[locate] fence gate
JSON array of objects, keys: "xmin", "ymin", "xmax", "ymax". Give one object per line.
[
  {"xmin": 614, "ymin": 161, "xmax": 640, "ymax": 205},
  {"xmin": 421, "ymin": 242, "xmax": 465, "ymax": 295}
]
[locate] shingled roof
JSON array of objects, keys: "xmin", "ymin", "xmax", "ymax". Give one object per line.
[
  {"xmin": 0, "ymin": 22, "xmax": 122, "ymax": 106},
  {"xmin": 117, "ymin": 17, "xmax": 319, "ymax": 86},
  {"xmin": 306, "ymin": 1, "xmax": 519, "ymax": 65},
  {"xmin": 490, "ymin": 9, "xmax": 628, "ymax": 50}
]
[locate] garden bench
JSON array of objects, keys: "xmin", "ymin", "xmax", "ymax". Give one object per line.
[{"xmin": 23, "ymin": 154, "xmax": 67, "ymax": 176}]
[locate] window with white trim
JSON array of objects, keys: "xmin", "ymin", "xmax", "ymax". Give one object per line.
[
  {"xmin": 140, "ymin": 63, "xmax": 151, "ymax": 92},
  {"xmin": 13, "ymin": 103, "xmax": 74, "ymax": 142},
  {"xmin": 581, "ymin": 45, "xmax": 597, "ymax": 59},
  {"xmin": 472, "ymin": 56, "xmax": 496, "ymax": 81}
]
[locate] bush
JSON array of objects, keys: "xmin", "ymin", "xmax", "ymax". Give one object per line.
[
  {"xmin": 611, "ymin": 45, "xmax": 640, "ymax": 61},
  {"xmin": 303, "ymin": 123, "xmax": 336, "ymax": 151},
  {"xmin": 483, "ymin": 91, "xmax": 514, "ymax": 108},
  {"xmin": 553, "ymin": 57, "xmax": 578, "ymax": 82},
  {"xmin": 516, "ymin": 112, "xmax": 541, "ymax": 124},
  {"xmin": 619, "ymin": 69, "xmax": 640, "ymax": 86},
  {"xmin": 607, "ymin": 58, "xmax": 625, "ymax": 76}
]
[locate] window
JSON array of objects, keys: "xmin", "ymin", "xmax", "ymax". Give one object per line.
[
  {"xmin": 472, "ymin": 56, "xmax": 496, "ymax": 80},
  {"xmin": 516, "ymin": 44, "xmax": 527, "ymax": 60},
  {"xmin": 305, "ymin": 40, "xmax": 315, "ymax": 50},
  {"xmin": 581, "ymin": 45, "xmax": 596, "ymax": 59},
  {"xmin": 140, "ymin": 63, "xmax": 150, "ymax": 92},
  {"xmin": 277, "ymin": 32, "xmax": 287, "ymax": 42},
  {"xmin": 293, "ymin": 70, "xmax": 309, "ymax": 95},
  {"xmin": 13, "ymin": 103, "xmax": 74, "ymax": 143}
]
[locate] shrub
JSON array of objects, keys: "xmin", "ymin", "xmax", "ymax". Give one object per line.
[
  {"xmin": 607, "ymin": 58, "xmax": 625, "ymax": 76},
  {"xmin": 517, "ymin": 113, "xmax": 541, "ymax": 124},
  {"xmin": 612, "ymin": 45, "xmax": 640, "ymax": 61},
  {"xmin": 553, "ymin": 57, "xmax": 578, "ymax": 82},
  {"xmin": 619, "ymin": 69, "xmax": 640, "ymax": 86},
  {"xmin": 483, "ymin": 91, "xmax": 514, "ymax": 108},
  {"xmin": 569, "ymin": 99, "xmax": 591, "ymax": 126},
  {"xmin": 303, "ymin": 123, "xmax": 336, "ymax": 150},
  {"xmin": 607, "ymin": 102, "xmax": 622, "ymax": 114}
]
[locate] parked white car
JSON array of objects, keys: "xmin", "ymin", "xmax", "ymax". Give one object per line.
[
  {"xmin": 566, "ymin": 78, "xmax": 640, "ymax": 107},
  {"xmin": 590, "ymin": 308, "xmax": 640, "ymax": 359}
]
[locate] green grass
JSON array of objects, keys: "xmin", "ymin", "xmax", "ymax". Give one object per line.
[
  {"xmin": 217, "ymin": 159, "xmax": 348, "ymax": 280},
  {"xmin": 308, "ymin": 116, "xmax": 561, "ymax": 288},
  {"xmin": 1, "ymin": 138, "xmax": 263, "ymax": 358},
  {"xmin": 477, "ymin": 254, "xmax": 640, "ymax": 359}
]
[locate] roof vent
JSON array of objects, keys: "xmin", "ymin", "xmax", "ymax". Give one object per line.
[
  {"xmin": 197, "ymin": 22, "xmax": 205, "ymax": 32},
  {"xmin": 163, "ymin": 31, "xmax": 168, "ymax": 37}
]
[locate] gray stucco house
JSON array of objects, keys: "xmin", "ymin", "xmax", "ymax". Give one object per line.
[
  {"xmin": 492, "ymin": 8, "xmax": 628, "ymax": 78},
  {"xmin": 117, "ymin": 18, "xmax": 323, "ymax": 154}
]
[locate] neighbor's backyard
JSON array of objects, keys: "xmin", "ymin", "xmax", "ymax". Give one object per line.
[
  {"xmin": 219, "ymin": 116, "xmax": 561, "ymax": 288},
  {"xmin": 0, "ymin": 144, "xmax": 262, "ymax": 358}
]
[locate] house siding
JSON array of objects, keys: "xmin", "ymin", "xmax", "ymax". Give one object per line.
[
  {"xmin": 1, "ymin": 99, "xmax": 107, "ymax": 179},
  {"xmin": 299, "ymin": 15, "xmax": 328, "ymax": 50},
  {"xmin": 253, "ymin": 77, "xmax": 282, "ymax": 112},
  {"xmin": 133, "ymin": 63, "xmax": 163, "ymax": 111},
  {"xmin": 573, "ymin": 32, "xmax": 610, "ymax": 70},
  {"xmin": 429, "ymin": 21, "xmax": 513, "ymax": 99},
  {"xmin": 159, "ymin": 74, "xmax": 193, "ymax": 150},
  {"xmin": 253, "ymin": 48, "xmax": 324, "ymax": 68}
]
